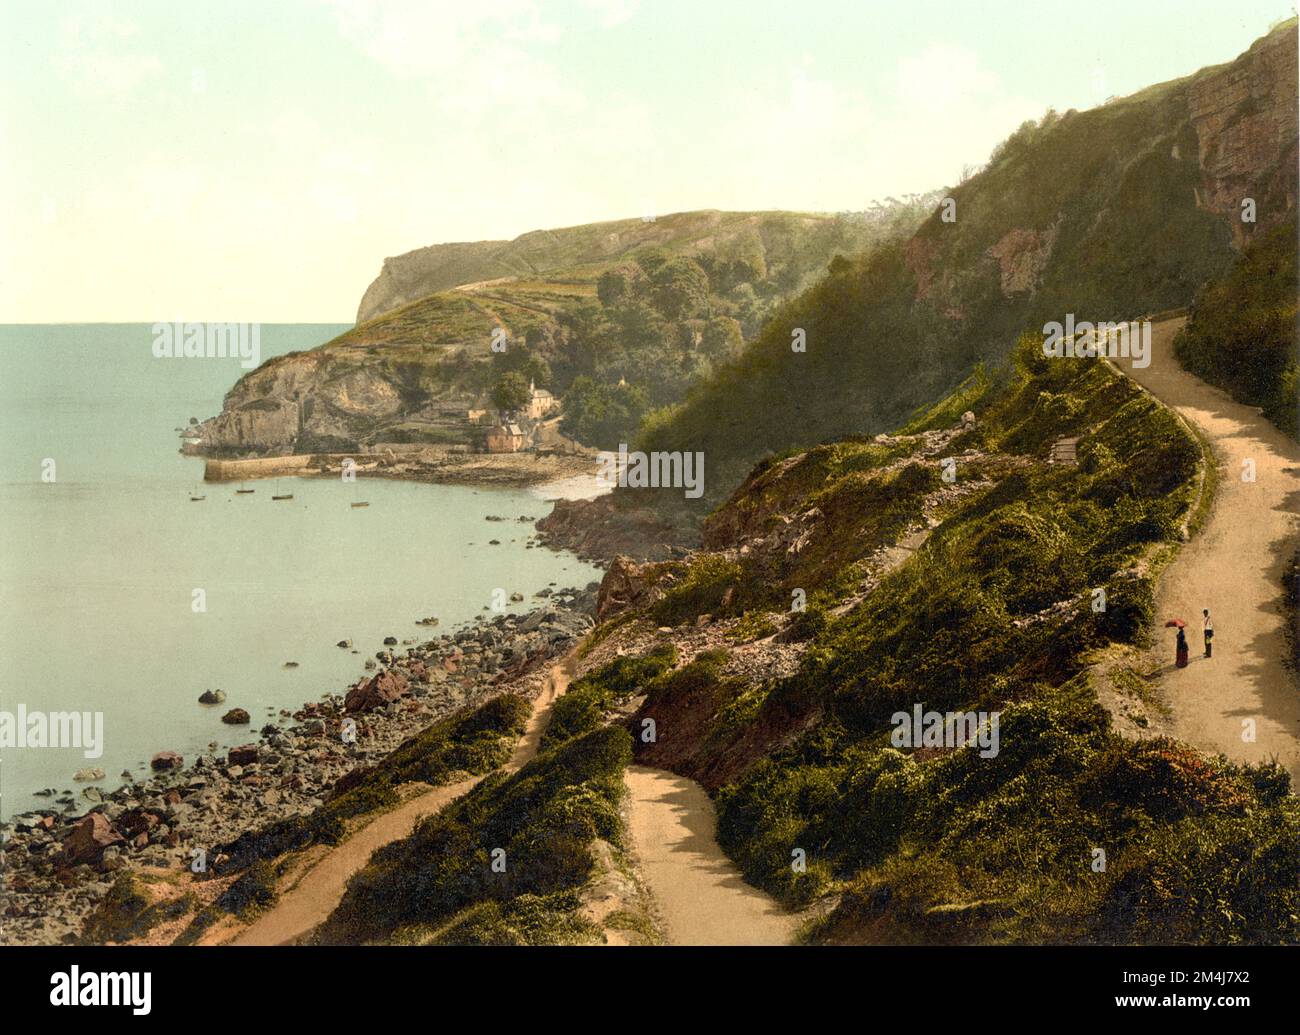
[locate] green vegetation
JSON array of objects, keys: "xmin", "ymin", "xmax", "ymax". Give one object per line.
[
  {"xmin": 560, "ymin": 376, "xmax": 650, "ymax": 445},
  {"xmin": 80, "ymin": 875, "xmax": 195, "ymax": 945},
  {"xmin": 1174, "ymin": 214, "xmax": 1298, "ymax": 437},
  {"xmin": 490, "ymin": 370, "xmax": 532, "ymax": 414},
  {"xmin": 691, "ymin": 336, "xmax": 1297, "ymax": 943},
  {"xmin": 541, "ymin": 645, "xmax": 677, "ymax": 749},
  {"xmin": 218, "ymin": 205, "xmax": 941, "ymax": 456},
  {"xmin": 173, "ymin": 860, "xmax": 282, "ymax": 945},
  {"xmin": 317, "ymin": 725, "xmax": 632, "ymax": 945},
  {"xmin": 637, "ymin": 60, "xmax": 1276, "ymax": 504},
  {"xmin": 216, "ymin": 695, "xmax": 531, "ymax": 872}
]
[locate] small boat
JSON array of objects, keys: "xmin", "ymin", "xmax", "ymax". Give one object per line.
[
  {"xmin": 189, "ymin": 495, "xmax": 206, "ymax": 502},
  {"xmin": 351, "ymin": 501, "xmax": 370, "ymax": 508},
  {"xmin": 235, "ymin": 488, "xmax": 255, "ymax": 495},
  {"xmin": 272, "ymin": 494, "xmax": 294, "ymax": 501}
]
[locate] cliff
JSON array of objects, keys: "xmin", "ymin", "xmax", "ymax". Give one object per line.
[
  {"xmin": 195, "ymin": 205, "xmax": 939, "ymax": 457},
  {"xmin": 635, "ymin": 20, "xmax": 1299, "ymax": 504}
]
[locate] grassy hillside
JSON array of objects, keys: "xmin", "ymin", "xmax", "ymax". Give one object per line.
[
  {"xmin": 202, "ymin": 202, "xmax": 941, "ymax": 454},
  {"xmin": 356, "ymin": 207, "xmax": 938, "ymax": 323},
  {"xmin": 625, "ymin": 335, "xmax": 1296, "ymax": 943},
  {"xmin": 638, "ymin": 24, "xmax": 1297, "ymax": 505},
  {"xmin": 1175, "ymin": 213, "xmax": 1298, "ymax": 437},
  {"xmin": 317, "ymin": 725, "xmax": 633, "ymax": 945},
  {"xmin": 297, "ymin": 329, "xmax": 1298, "ymax": 946}
]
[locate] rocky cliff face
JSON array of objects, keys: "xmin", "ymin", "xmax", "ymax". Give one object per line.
[
  {"xmin": 192, "ymin": 348, "xmax": 408, "ymax": 455},
  {"xmin": 1188, "ymin": 22, "xmax": 1298, "ymax": 244},
  {"xmin": 357, "ymin": 240, "xmax": 507, "ymax": 324}
]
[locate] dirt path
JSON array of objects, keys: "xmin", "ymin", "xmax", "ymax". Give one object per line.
[
  {"xmin": 231, "ymin": 657, "xmax": 577, "ymax": 946},
  {"xmin": 623, "ymin": 765, "xmax": 797, "ymax": 945},
  {"xmin": 1122, "ymin": 317, "xmax": 1300, "ymax": 785}
]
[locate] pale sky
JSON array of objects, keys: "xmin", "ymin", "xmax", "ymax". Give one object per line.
[{"xmin": 1, "ymin": 0, "xmax": 1293, "ymax": 322}]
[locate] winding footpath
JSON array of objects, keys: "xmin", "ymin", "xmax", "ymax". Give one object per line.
[
  {"xmin": 1123, "ymin": 317, "xmax": 1300, "ymax": 786},
  {"xmin": 623, "ymin": 766, "xmax": 797, "ymax": 945},
  {"xmin": 231, "ymin": 656, "xmax": 576, "ymax": 946}
]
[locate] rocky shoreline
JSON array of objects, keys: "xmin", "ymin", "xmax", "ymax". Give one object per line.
[
  {"xmin": 0, "ymin": 587, "xmax": 599, "ymax": 946},
  {"xmin": 536, "ymin": 493, "xmax": 701, "ymax": 564}
]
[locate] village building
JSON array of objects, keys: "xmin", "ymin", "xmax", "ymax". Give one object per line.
[
  {"xmin": 524, "ymin": 380, "xmax": 558, "ymax": 421},
  {"xmin": 485, "ymin": 422, "xmax": 527, "ymax": 453}
]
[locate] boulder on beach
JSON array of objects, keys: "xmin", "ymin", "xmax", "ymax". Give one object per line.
[
  {"xmin": 150, "ymin": 750, "xmax": 183, "ymax": 771},
  {"xmin": 198, "ymin": 689, "xmax": 226, "ymax": 705},
  {"xmin": 59, "ymin": 813, "xmax": 123, "ymax": 868},
  {"xmin": 73, "ymin": 767, "xmax": 106, "ymax": 782},
  {"xmin": 228, "ymin": 744, "xmax": 259, "ymax": 766},
  {"xmin": 336, "ymin": 639, "xmax": 352, "ymax": 648},
  {"xmin": 382, "ymin": 636, "xmax": 398, "ymax": 646},
  {"xmin": 344, "ymin": 670, "xmax": 410, "ymax": 713},
  {"xmin": 221, "ymin": 708, "xmax": 251, "ymax": 725}
]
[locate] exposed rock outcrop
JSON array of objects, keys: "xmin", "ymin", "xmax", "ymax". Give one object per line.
[{"xmin": 1188, "ymin": 22, "xmax": 1299, "ymax": 244}]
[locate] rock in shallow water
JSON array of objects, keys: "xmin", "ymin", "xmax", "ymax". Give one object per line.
[{"xmin": 150, "ymin": 751, "xmax": 183, "ymax": 772}]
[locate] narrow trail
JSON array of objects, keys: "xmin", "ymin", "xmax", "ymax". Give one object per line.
[
  {"xmin": 623, "ymin": 765, "xmax": 797, "ymax": 945},
  {"xmin": 230, "ymin": 655, "xmax": 577, "ymax": 946},
  {"xmin": 1122, "ymin": 317, "xmax": 1300, "ymax": 785}
]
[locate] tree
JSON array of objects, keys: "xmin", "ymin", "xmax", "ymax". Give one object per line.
[
  {"xmin": 560, "ymin": 377, "xmax": 650, "ymax": 447},
  {"xmin": 650, "ymin": 256, "xmax": 710, "ymax": 320},
  {"xmin": 597, "ymin": 265, "xmax": 644, "ymax": 308},
  {"xmin": 700, "ymin": 316, "xmax": 744, "ymax": 364},
  {"xmin": 491, "ymin": 371, "xmax": 531, "ymax": 414}
]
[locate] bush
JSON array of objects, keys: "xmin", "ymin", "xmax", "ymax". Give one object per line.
[
  {"xmin": 542, "ymin": 645, "xmax": 677, "ymax": 748},
  {"xmin": 318, "ymin": 725, "xmax": 633, "ymax": 944},
  {"xmin": 217, "ymin": 695, "xmax": 531, "ymax": 871}
]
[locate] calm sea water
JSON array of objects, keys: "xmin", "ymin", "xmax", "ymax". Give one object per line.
[{"xmin": 0, "ymin": 324, "xmax": 600, "ymax": 818}]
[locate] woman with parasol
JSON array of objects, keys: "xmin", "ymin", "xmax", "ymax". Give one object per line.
[{"xmin": 1166, "ymin": 618, "xmax": 1189, "ymax": 668}]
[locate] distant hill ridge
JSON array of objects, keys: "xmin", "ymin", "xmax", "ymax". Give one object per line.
[{"xmin": 356, "ymin": 208, "xmax": 915, "ymax": 322}]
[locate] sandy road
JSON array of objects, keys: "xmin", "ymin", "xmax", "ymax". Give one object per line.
[
  {"xmin": 623, "ymin": 765, "xmax": 797, "ymax": 945},
  {"xmin": 231, "ymin": 656, "xmax": 576, "ymax": 946},
  {"xmin": 1122, "ymin": 317, "xmax": 1300, "ymax": 785}
]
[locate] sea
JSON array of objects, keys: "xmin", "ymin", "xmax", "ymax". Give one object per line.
[{"xmin": 0, "ymin": 324, "xmax": 601, "ymax": 818}]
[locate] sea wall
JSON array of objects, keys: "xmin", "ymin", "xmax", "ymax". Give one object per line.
[{"xmin": 203, "ymin": 454, "xmax": 338, "ymax": 482}]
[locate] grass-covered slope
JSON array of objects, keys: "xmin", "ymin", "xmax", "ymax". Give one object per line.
[
  {"xmin": 617, "ymin": 335, "xmax": 1296, "ymax": 944},
  {"xmin": 357, "ymin": 207, "xmax": 937, "ymax": 323},
  {"xmin": 316, "ymin": 725, "xmax": 632, "ymax": 945},
  {"xmin": 201, "ymin": 203, "xmax": 941, "ymax": 454},
  {"xmin": 215, "ymin": 694, "xmax": 531, "ymax": 873},
  {"xmin": 639, "ymin": 25, "xmax": 1297, "ymax": 505},
  {"xmin": 1175, "ymin": 213, "xmax": 1298, "ymax": 437}
]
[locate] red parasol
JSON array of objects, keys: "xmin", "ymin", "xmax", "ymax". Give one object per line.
[{"xmin": 1164, "ymin": 618, "xmax": 1187, "ymax": 628}]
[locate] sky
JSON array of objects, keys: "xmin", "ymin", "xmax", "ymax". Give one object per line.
[{"xmin": 1, "ymin": 0, "xmax": 1294, "ymax": 322}]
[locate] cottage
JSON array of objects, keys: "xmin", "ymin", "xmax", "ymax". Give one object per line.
[
  {"xmin": 525, "ymin": 380, "xmax": 558, "ymax": 421},
  {"xmin": 486, "ymin": 422, "xmax": 527, "ymax": 453}
]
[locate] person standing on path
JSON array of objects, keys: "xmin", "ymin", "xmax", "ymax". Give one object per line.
[
  {"xmin": 1176, "ymin": 627, "xmax": 1189, "ymax": 668},
  {"xmin": 1203, "ymin": 609, "xmax": 1213, "ymax": 658}
]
